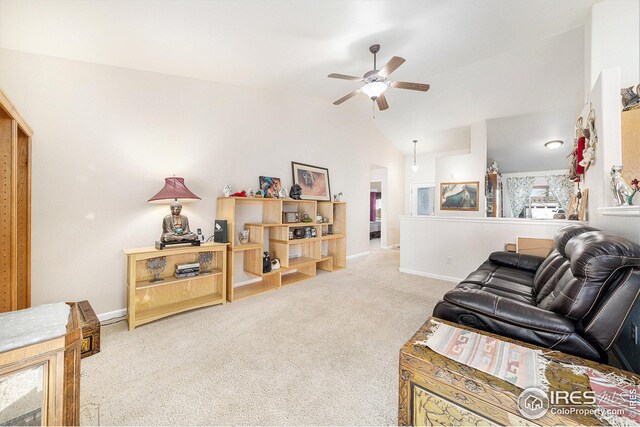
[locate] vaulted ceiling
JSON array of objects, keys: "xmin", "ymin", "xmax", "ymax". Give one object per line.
[{"xmin": 0, "ymin": 0, "xmax": 596, "ymax": 154}]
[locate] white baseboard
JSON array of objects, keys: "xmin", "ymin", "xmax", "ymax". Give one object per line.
[
  {"xmin": 398, "ymin": 268, "xmax": 461, "ymax": 284},
  {"xmin": 346, "ymin": 251, "xmax": 370, "ymax": 260},
  {"xmin": 234, "ymin": 277, "xmax": 263, "ymax": 287},
  {"xmin": 98, "ymin": 308, "xmax": 126, "ymax": 322}
]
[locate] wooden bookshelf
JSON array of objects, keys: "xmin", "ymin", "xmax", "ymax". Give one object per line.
[
  {"xmin": 123, "ymin": 242, "xmax": 228, "ymax": 330},
  {"xmin": 216, "ymin": 197, "xmax": 347, "ymax": 302}
]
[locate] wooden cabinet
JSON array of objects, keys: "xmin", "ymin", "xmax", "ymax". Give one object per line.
[
  {"xmin": 0, "ymin": 88, "xmax": 32, "ymax": 312},
  {"xmin": 0, "ymin": 302, "xmax": 81, "ymax": 426},
  {"xmin": 216, "ymin": 197, "xmax": 347, "ymax": 302},
  {"xmin": 123, "ymin": 242, "xmax": 228, "ymax": 330},
  {"xmin": 485, "ymin": 173, "xmax": 501, "ymax": 217}
]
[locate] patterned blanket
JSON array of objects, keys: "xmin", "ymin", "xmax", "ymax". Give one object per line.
[{"xmin": 415, "ymin": 320, "xmax": 548, "ymax": 390}]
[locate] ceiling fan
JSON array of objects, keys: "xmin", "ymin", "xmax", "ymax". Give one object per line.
[{"xmin": 328, "ymin": 44, "xmax": 430, "ymax": 112}]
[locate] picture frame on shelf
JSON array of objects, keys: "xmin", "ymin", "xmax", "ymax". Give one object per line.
[
  {"xmin": 291, "ymin": 162, "xmax": 331, "ymax": 201},
  {"xmin": 440, "ymin": 181, "xmax": 479, "ymax": 211},
  {"xmin": 282, "ymin": 212, "xmax": 300, "ymax": 223},
  {"xmin": 259, "ymin": 176, "xmax": 282, "ymax": 198}
]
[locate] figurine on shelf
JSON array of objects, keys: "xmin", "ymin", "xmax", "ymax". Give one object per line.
[
  {"xmin": 621, "ymin": 84, "xmax": 640, "ymax": 111},
  {"xmin": 487, "ymin": 160, "xmax": 500, "ymax": 175},
  {"xmin": 223, "ymin": 185, "xmax": 232, "ymax": 197},
  {"xmin": 628, "ymin": 179, "xmax": 639, "ymax": 205},
  {"xmin": 610, "ymin": 165, "xmax": 633, "ymax": 206},
  {"xmin": 333, "ymin": 192, "xmax": 343, "ymax": 202},
  {"xmin": 255, "ymin": 190, "xmax": 264, "ymax": 198},
  {"xmin": 290, "ymin": 184, "xmax": 302, "ymax": 200},
  {"xmin": 279, "ymin": 188, "xmax": 288, "ymax": 199},
  {"xmin": 271, "ymin": 257, "xmax": 281, "ymax": 271},
  {"xmin": 161, "ymin": 201, "xmax": 198, "ymax": 243},
  {"xmin": 248, "ymin": 188, "xmax": 254, "ymax": 197},
  {"xmin": 230, "ymin": 190, "xmax": 247, "ymax": 197},
  {"xmin": 262, "ymin": 252, "xmax": 271, "ymax": 274},
  {"xmin": 238, "ymin": 230, "xmax": 250, "ymax": 245}
]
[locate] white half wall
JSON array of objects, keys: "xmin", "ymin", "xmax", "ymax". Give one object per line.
[
  {"xmin": 0, "ymin": 48, "xmax": 405, "ymax": 314},
  {"xmin": 399, "ymin": 216, "xmax": 573, "ymax": 281}
]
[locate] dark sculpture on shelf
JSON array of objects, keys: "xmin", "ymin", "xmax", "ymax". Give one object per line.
[{"xmin": 289, "ymin": 184, "xmax": 302, "ymax": 200}]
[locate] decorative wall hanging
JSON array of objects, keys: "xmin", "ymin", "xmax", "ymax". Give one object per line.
[
  {"xmin": 291, "ymin": 162, "xmax": 331, "ymax": 201},
  {"xmin": 568, "ymin": 104, "xmax": 597, "ymax": 181},
  {"xmin": 440, "ymin": 182, "xmax": 479, "ymax": 211}
]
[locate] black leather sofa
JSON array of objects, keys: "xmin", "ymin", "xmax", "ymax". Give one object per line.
[{"xmin": 433, "ymin": 224, "xmax": 640, "ymax": 362}]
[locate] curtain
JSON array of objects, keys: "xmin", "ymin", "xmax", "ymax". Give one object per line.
[
  {"xmin": 545, "ymin": 174, "xmax": 573, "ymax": 211},
  {"xmin": 506, "ymin": 176, "xmax": 536, "ymax": 218},
  {"xmin": 370, "ymin": 191, "xmax": 376, "ymax": 222}
]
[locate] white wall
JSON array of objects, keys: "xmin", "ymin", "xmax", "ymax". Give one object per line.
[
  {"xmin": 0, "ymin": 48, "xmax": 405, "ymax": 314},
  {"xmin": 399, "ymin": 217, "xmax": 572, "ymax": 281},
  {"xmin": 589, "ymin": 0, "xmax": 640, "ymax": 90},
  {"xmin": 435, "ymin": 121, "xmax": 487, "ymax": 217}
]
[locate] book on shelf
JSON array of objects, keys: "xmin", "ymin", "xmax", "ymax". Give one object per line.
[
  {"xmin": 175, "ymin": 271, "xmax": 200, "ymax": 279},
  {"xmin": 176, "ymin": 262, "xmax": 200, "ymax": 271},
  {"xmin": 175, "ymin": 267, "xmax": 200, "ymax": 274}
]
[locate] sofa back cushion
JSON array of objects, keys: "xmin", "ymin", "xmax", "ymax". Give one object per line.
[
  {"xmin": 533, "ymin": 224, "xmax": 599, "ymax": 301},
  {"xmin": 543, "ymin": 231, "xmax": 640, "ymax": 319}
]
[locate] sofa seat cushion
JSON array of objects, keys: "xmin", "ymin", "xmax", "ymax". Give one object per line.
[
  {"xmin": 459, "ymin": 261, "xmax": 535, "ymax": 299},
  {"xmin": 456, "ymin": 284, "xmax": 536, "ymax": 305}
]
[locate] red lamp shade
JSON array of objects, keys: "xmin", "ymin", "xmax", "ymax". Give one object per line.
[{"xmin": 148, "ymin": 177, "xmax": 201, "ymax": 203}]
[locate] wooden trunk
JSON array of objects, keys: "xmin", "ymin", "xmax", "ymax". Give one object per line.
[
  {"xmin": 399, "ymin": 318, "xmax": 640, "ymax": 426},
  {"xmin": 78, "ymin": 300, "xmax": 101, "ymax": 358}
]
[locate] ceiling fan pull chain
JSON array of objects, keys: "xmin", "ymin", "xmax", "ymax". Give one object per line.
[{"xmin": 372, "ymin": 100, "xmax": 376, "ymax": 119}]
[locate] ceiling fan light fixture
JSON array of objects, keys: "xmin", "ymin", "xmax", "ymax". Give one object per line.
[
  {"xmin": 545, "ymin": 140, "xmax": 564, "ymax": 150},
  {"xmin": 361, "ymin": 81, "xmax": 388, "ymax": 100}
]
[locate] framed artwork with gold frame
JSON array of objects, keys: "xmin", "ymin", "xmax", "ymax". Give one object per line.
[{"xmin": 440, "ymin": 181, "xmax": 479, "ymax": 211}]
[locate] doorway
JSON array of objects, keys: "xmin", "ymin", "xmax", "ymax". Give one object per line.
[
  {"xmin": 370, "ymin": 180, "xmax": 382, "ymax": 248},
  {"xmin": 370, "ymin": 164, "xmax": 388, "ymax": 248}
]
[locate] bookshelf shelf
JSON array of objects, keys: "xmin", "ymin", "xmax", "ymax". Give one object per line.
[
  {"xmin": 216, "ymin": 197, "xmax": 347, "ymax": 302},
  {"xmin": 123, "ymin": 242, "xmax": 228, "ymax": 330}
]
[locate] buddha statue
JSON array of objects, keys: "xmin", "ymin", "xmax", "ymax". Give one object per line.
[{"xmin": 161, "ymin": 201, "xmax": 197, "ymax": 242}]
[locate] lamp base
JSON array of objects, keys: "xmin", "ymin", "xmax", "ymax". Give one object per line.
[{"xmin": 155, "ymin": 239, "xmax": 201, "ymax": 250}]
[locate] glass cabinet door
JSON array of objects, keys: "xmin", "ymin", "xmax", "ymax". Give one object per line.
[{"xmin": 0, "ymin": 363, "xmax": 46, "ymax": 426}]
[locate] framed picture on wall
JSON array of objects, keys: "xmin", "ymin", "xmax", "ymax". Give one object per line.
[
  {"xmin": 440, "ymin": 181, "xmax": 479, "ymax": 211},
  {"xmin": 291, "ymin": 162, "xmax": 331, "ymax": 201},
  {"xmin": 410, "ymin": 182, "xmax": 435, "ymax": 216}
]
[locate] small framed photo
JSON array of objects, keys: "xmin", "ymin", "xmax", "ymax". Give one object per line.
[
  {"xmin": 291, "ymin": 162, "xmax": 331, "ymax": 201},
  {"xmin": 282, "ymin": 212, "xmax": 300, "ymax": 224},
  {"xmin": 440, "ymin": 181, "xmax": 479, "ymax": 211}
]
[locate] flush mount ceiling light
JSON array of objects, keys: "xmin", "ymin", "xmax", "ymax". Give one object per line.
[
  {"xmin": 411, "ymin": 140, "xmax": 418, "ymax": 172},
  {"xmin": 545, "ymin": 140, "xmax": 564, "ymax": 150}
]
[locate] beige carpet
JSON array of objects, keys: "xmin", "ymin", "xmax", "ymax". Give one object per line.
[{"xmin": 80, "ymin": 246, "xmax": 455, "ymax": 426}]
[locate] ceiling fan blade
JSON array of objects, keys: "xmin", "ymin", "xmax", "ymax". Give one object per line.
[
  {"xmin": 378, "ymin": 56, "xmax": 406, "ymax": 77},
  {"xmin": 333, "ymin": 89, "xmax": 362, "ymax": 105},
  {"xmin": 390, "ymin": 81, "xmax": 431, "ymax": 92},
  {"xmin": 376, "ymin": 94, "xmax": 389, "ymax": 111},
  {"xmin": 328, "ymin": 73, "xmax": 362, "ymax": 81}
]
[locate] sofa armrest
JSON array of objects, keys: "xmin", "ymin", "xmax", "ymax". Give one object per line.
[
  {"xmin": 443, "ymin": 288, "xmax": 575, "ymax": 334},
  {"xmin": 489, "ymin": 251, "xmax": 545, "ymax": 273}
]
